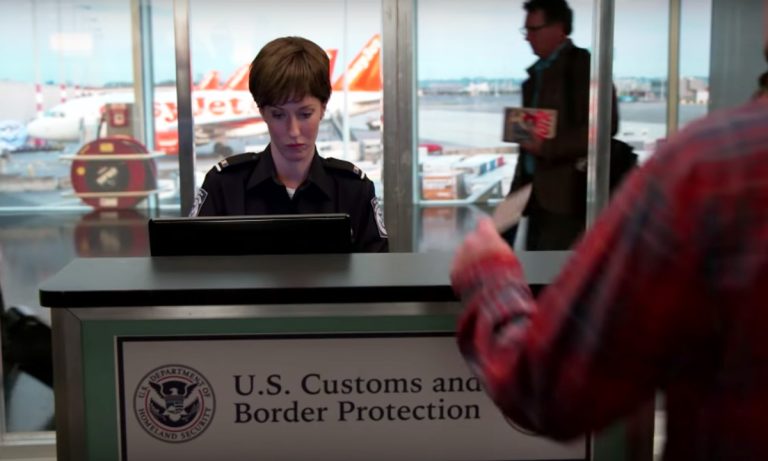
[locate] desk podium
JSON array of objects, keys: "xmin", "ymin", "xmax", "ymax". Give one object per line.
[{"xmin": 40, "ymin": 252, "xmax": 639, "ymax": 461}]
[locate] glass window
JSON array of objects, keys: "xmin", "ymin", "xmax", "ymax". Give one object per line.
[
  {"xmin": 183, "ymin": 0, "xmax": 384, "ymax": 206},
  {"xmin": 413, "ymin": 1, "xmax": 713, "ymax": 251},
  {"xmin": 678, "ymin": 0, "xmax": 711, "ymax": 129},
  {"xmin": 0, "ymin": 0, "xmax": 146, "ymax": 442},
  {"xmin": 0, "ymin": 0, "xmax": 383, "ymax": 446},
  {"xmin": 0, "ymin": 0, "xmax": 141, "ymax": 212},
  {"xmin": 614, "ymin": 0, "xmax": 711, "ymax": 157},
  {"xmin": 0, "ymin": 0, "xmax": 383, "ymax": 212},
  {"xmin": 416, "ymin": 0, "xmax": 526, "ymax": 207},
  {"xmin": 614, "ymin": 0, "xmax": 669, "ymax": 162},
  {"xmin": 614, "ymin": 0, "xmax": 730, "ymax": 159},
  {"xmin": 415, "ymin": 0, "xmax": 597, "ymax": 251}
]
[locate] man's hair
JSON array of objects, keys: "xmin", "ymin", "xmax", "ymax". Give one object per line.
[
  {"xmin": 523, "ymin": 0, "xmax": 574, "ymax": 36},
  {"xmin": 248, "ymin": 36, "xmax": 331, "ymax": 108}
]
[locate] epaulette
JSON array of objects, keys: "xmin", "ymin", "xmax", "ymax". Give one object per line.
[
  {"xmin": 323, "ymin": 157, "xmax": 366, "ymax": 180},
  {"xmin": 214, "ymin": 152, "xmax": 259, "ymax": 172}
]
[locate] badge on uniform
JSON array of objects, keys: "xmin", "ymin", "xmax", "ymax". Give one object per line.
[
  {"xmin": 214, "ymin": 159, "xmax": 229, "ymax": 172},
  {"xmin": 371, "ymin": 197, "xmax": 387, "ymax": 238},
  {"xmin": 189, "ymin": 187, "xmax": 208, "ymax": 217},
  {"xmin": 353, "ymin": 166, "xmax": 366, "ymax": 180}
]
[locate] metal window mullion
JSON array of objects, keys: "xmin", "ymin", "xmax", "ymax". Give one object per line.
[
  {"xmin": 173, "ymin": 0, "xmax": 196, "ymax": 216},
  {"xmin": 667, "ymin": 0, "xmax": 682, "ymax": 136},
  {"xmin": 382, "ymin": 0, "xmax": 416, "ymax": 252},
  {"xmin": 133, "ymin": 0, "xmax": 156, "ymax": 153},
  {"xmin": 586, "ymin": 0, "xmax": 616, "ymax": 227}
]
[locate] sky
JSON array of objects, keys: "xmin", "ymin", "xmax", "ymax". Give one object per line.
[{"xmin": 0, "ymin": 0, "xmax": 713, "ymax": 87}]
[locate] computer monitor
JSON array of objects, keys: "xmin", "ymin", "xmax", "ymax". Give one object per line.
[{"xmin": 148, "ymin": 214, "xmax": 352, "ymax": 256}]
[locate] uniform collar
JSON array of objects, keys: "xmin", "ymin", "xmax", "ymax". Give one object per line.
[
  {"xmin": 246, "ymin": 144, "xmax": 334, "ymax": 198},
  {"xmin": 528, "ymin": 39, "xmax": 572, "ymax": 74},
  {"xmin": 305, "ymin": 152, "xmax": 335, "ymax": 198},
  {"xmin": 246, "ymin": 144, "xmax": 277, "ymax": 189}
]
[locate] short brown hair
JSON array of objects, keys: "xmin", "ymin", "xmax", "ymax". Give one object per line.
[{"xmin": 248, "ymin": 36, "xmax": 331, "ymax": 108}]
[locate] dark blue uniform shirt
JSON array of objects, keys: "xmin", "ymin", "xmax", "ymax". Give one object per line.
[{"xmin": 192, "ymin": 145, "xmax": 388, "ymax": 253}]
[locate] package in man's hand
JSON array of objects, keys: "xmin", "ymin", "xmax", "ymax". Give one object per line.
[{"xmin": 502, "ymin": 107, "xmax": 558, "ymax": 143}]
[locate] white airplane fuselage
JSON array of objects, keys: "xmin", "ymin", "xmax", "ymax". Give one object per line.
[
  {"xmin": 26, "ymin": 34, "xmax": 383, "ymax": 152},
  {"xmin": 26, "ymin": 88, "xmax": 381, "ymax": 150}
]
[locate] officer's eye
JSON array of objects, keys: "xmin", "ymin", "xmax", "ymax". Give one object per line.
[
  {"xmin": 270, "ymin": 111, "xmax": 285, "ymax": 120},
  {"xmin": 299, "ymin": 111, "xmax": 314, "ymax": 120}
]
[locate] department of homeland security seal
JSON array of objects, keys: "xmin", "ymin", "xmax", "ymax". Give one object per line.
[
  {"xmin": 188, "ymin": 187, "xmax": 208, "ymax": 217},
  {"xmin": 371, "ymin": 197, "xmax": 388, "ymax": 238},
  {"xmin": 133, "ymin": 364, "xmax": 215, "ymax": 443}
]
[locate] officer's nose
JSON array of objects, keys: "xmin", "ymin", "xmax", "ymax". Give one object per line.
[{"xmin": 287, "ymin": 116, "xmax": 301, "ymax": 137}]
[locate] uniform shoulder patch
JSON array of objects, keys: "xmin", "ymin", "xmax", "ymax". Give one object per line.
[
  {"xmin": 371, "ymin": 196, "xmax": 388, "ymax": 238},
  {"xmin": 323, "ymin": 157, "xmax": 366, "ymax": 180},
  {"xmin": 214, "ymin": 152, "xmax": 259, "ymax": 172},
  {"xmin": 188, "ymin": 187, "xmax": 208, "ymax": 217}
]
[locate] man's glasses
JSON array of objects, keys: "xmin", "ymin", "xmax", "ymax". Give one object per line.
[{"xmin": 520, "ymin": 23, "xmax": 550, "ymax": 35}]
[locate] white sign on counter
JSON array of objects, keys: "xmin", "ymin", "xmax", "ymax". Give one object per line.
[{"xmin": 117, "ymin": 333, "xmax": 587, "ymax": 461}]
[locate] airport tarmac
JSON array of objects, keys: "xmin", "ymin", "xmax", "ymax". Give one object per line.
[{"xmin": 0, "ymin": 97, "xmax": 706, "ymax": 210}]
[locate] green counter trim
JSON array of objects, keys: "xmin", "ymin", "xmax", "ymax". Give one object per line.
[
  {"xmin": 81, "ymin": 314, "xmax": 629, "ymax": 461},
  {"xmin": 81, "ymin": 314, "xmax": 456, "ymax": 461}
]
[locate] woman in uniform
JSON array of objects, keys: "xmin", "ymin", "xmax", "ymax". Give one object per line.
[{"xmin": 190, "ymin": 36, "xmax": 388, "ymax": 253}]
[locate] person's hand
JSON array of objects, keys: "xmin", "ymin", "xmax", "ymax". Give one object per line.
[
  {"xmin": 519, "ymin": 134, "xmax": 544, "ymax": 155},
  {"xmin": 451, "ymin": 217, "xmax": 514, "ymax": 279}
]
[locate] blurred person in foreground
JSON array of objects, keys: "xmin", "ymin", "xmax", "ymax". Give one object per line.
[
  {"xmin": 452, "ymin": 47, "xmax": 768, "ymax": 459},
  {"xmin": 191, "ymin": 36, "xmax": 388, "ymax": 253},
  {"xmin": 505, "ymin": 0, "xmax": 618, "ymax": 250}
]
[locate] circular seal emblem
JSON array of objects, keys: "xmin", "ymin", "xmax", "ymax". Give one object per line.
[
  {"xmin": 371, "ymin": 197, "xmax": 388, "ymax": 238},
  {"xmin": 188, "ymin": 187, "xmax": 208, "ymax": 217},
  {"xmin": 133, "ymin": 364, "xmax": 216, "ymax": 443}
]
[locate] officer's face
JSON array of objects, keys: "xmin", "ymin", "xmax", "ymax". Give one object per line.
[{"xmin": 261, "ymin": 96, "xmax": 326, "ymax": 164}]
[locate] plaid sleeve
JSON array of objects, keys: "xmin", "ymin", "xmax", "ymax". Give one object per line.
[{"xmin": 454, "ymin": 149, "xmax": 694, "ymax": 439}]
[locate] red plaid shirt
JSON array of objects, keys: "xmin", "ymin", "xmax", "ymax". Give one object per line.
[{"xmin": 454, "ymin": 99, "xmax": 768, "ymax": 460}]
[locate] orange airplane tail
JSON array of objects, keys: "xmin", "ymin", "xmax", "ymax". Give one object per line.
[
  {"xmin": 223, "ymin": 64, "xmax": 251, "ymax": 91},
  {"xmin": 225, "ymin": 49, "xmax": 337, "ymax": 92},
  {"xmin": 327, "ymin": 49, "xmax": 338, "ymax": 82},
  {"xmin": 196, "ymin": 70, "xmax": 221, "ymax": 90},
  {"xmin": 221, "ymin": 36, "xmax": 379, "ymax": 94},
  {"xmin": 333, "ymin": 34, "xmax": 382, "ymax": 93}
]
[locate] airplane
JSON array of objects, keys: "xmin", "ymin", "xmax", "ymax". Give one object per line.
[
  {"xmin": 26, "ymin": 35, "xmax": 381, "ymax": 155},
  {"xmin": 195, "ymin": 70, "xmax": 221, "ymax": 91},
  {"xmin": 0, "ymin": 120, "xmax": 29, "ymax": 153},
  {"xmin": 329, "ymin": 34, "xmax": 382, "ymax": 115}
]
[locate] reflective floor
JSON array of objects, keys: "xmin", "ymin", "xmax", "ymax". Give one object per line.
[
  {"xmin": 0, "ymin": 205, "xmax": 494, "ymax": 433},
  {"xmin": 0, "ymin": 209, "xmax": 158, "ymax": 432}
]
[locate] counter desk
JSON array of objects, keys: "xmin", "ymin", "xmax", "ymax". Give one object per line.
[{"xmin": 40, "ymin": 252, "xmax": 643, "ymax": 461}]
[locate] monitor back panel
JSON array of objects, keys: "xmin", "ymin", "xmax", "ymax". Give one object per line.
[{"xmin": 148, "ymin": 214, "xmax": 352, "ymax": 256}]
